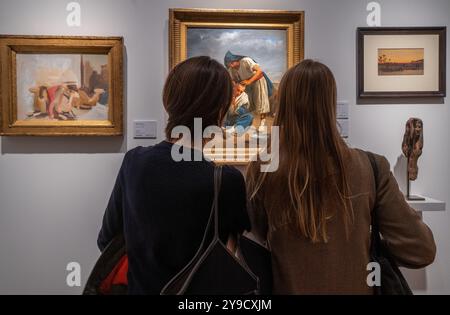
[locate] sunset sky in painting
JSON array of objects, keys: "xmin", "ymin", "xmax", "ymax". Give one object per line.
[{"xmin": 378, "ymin": 48, "xmax": 424, "ymax": 63}]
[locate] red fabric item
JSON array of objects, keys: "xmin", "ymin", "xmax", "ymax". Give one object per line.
[
  {"xmin": 99, "ymin": 255, "xmax": 128, "ymax": 294},
  {"xmin": 47, "ymin": 85, "xmax": 60, "ymax": 104}
]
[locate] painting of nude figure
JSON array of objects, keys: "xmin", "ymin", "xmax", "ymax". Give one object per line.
[{"xmin": 16, "ymin": 54, "xmax": 109, "ymax": 121}]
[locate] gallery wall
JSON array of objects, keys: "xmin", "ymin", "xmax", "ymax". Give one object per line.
[{"xmin": 0, "ymin": 0, "xmax": 449, "ymax": 294}]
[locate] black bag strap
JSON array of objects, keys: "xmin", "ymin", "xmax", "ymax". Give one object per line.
[
  {"xmin": 213, "ymin": 165, "xmax": 223, "ymax": 240},
  {"xmin": 366, "ymin": 151, "xmax": 382, "ymax": 256},
  {"xmin": 160, "ymin": 165, "xmax": 223, "ymax": 294},
  {"xmin": 186, "ymin": 165, "xmax": 222, "ymax": 256}
]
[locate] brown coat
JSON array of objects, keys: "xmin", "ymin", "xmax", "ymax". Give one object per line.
[{"xmin": 248, "ymin": 148, "xmax": 436, "ymax": 295}]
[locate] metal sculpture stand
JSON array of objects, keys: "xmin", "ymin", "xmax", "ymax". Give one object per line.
[{"xmin": 406, "ymin": 157, "xmax": 425, "ymax": 201}]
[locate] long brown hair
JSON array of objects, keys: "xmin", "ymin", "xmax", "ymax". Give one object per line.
[
  {"xmin": 247, "ymin": 59, "xmax": 353, "ymax": 243},
  {"xmin": 163, "ymin": 56, "xmax": 233, "ymax": 140}
]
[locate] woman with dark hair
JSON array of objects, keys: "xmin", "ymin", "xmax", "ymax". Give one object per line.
[
  {"xmin": 97, "ymin": 56, "xmax": 250, "ymax": 295},
  {"xmin": 246, "ymin": 59, "xmax": 436, "ymax": 294}
]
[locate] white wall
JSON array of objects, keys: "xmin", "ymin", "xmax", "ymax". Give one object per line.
[{"xmin": 0, "ymin": 0, "xmax": 449, "ymax": 294}]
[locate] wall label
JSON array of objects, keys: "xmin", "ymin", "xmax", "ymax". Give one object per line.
[
  {"xmin": 337, "ymin": 101, "xmax": 349, "ymax": 139},
  {"xmin": 66, "ymin": 2, "xmax": 81, "ymax": 27},
  {"xmin": 366, "ymin": 2, "xmax": 381, "ymax": 27},
  {"xmin": 134, "ymin": 120, "xmax": 158, "ymax": 139}
]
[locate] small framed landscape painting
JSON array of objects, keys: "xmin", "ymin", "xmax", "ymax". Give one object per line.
[{"xmin": 357, "ymin": 27, "xmax": 446, "ymax": 99}]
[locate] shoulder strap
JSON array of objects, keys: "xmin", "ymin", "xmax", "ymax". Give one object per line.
[
  {"xmin": 213, "ymin": 166, "xmax": 223, "ymax": 240},
  {"xmin": 159, "ymin": 165, "xmax": 223, "ymax": 295},
  {"xmin": 366, "ymin": 152, "xmax": 379, "ymax": 207},
  {"xmin": 366, "ymin": 151, "xmax": 382, "ymax": 254},
  {"xmin": 172, "ymin": 165, "xmax": 223, "ymax": 265}
]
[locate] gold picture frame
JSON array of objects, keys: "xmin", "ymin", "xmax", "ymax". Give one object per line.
[
  {"xmin": 169, "ymin": 8, "xmax": 304, "ymax": 70},
  {"xmin": 0, "ymin": 35, "xmax": 124, "ymax": 136},
  {"xmin": 169, "ymin": 9, "xmax": 304, "ymax": 164}
]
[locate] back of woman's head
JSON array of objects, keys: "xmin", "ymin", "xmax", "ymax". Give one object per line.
[
  {"xmin": 276, "ymin": 59, "xmax": 340, "ymax": 150},
  {"xmin": 163, "ymin": 56, "xmax": 233, "ymax": 140},
  {"xmin": 248, "ymin": 59, "xmax": 353, "ymax": 243}
]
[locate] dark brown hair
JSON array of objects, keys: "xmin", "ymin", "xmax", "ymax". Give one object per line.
[
  {"xmin": 163, "ymin": 56, "xmax": 233, "ymax": 140},
  {"xmin": 247, "ymin": 59, "xmax": 353, "ymax": 243}
]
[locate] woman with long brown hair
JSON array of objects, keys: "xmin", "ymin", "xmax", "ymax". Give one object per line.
[{"xmin": 246, "ymin": 59, "xmax": 436, "ymax": 294}]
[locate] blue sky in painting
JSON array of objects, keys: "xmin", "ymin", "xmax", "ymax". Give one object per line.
[{"xmin": 187, "ymin": 28, "xmax": 287, "ymax": 82}]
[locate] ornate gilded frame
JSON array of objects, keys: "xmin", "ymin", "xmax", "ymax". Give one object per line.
[
  {"xmin": 169, "ymin": 8, "xmax": 304, "ymax": 70},
  {"xmin": 0, "ymin": 35, "xmax": 123, "ymax": 136},
  {"xmin": 169, "ymin": 9, "xmax": 304, "ymax": 164}
]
